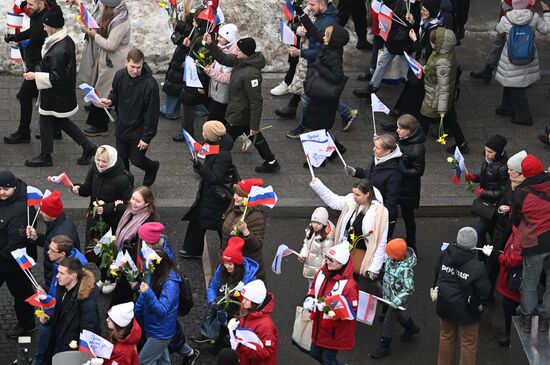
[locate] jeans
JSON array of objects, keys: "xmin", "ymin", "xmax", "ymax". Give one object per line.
[
  {"xmin": 310, "ymin": 343, "xmax": 343, "ymax": 365},
  {"xmin": 519, "ymin": 252, "xmax": 550, "ymax": 317},
  {"xmin": 39, "ymin": 115, "xmax": 91, "ymax": 155},
  {"xmin": 437, "ymin": 319, "xmax": 479, "ymax": 365},
  {"xmin": 139, "ymin": 337, "xmax": 172, "ymax": 365},
  {"xmin": 33, "ymin": 324, "xmax": 51, "ymax": 365},
  {"xmin": 160, "ymin": 95, "xmax": 181, "ymax": 119},
  {"xmin": 299, "ymin": 94, "xmax": 352, "ymax": 128},
  {"xmin": 370, "ymin": 48, "xmax": 409, "ymax": 88}
]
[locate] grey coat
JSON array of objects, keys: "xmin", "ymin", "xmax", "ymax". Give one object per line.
[
  {"xmin": 495, "ymin": 10, "xmax": 550, "ymax": 88},
  {"xmin": 78, "ymin": 0, "xmax": 101, "ymax": 84}
]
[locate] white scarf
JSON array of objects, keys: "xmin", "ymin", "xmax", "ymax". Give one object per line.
[
  {"xmin": 42, "ymin": 27, "xmax": 68, "ymax": 58},
  {"xmin": 374, "ymin": 145, "xmax": 403, "ymax": 166}
]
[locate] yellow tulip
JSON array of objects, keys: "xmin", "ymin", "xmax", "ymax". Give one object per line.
[
  {"xmin": 35, "ymin": 309, "xmax": 44, "ymax": 318},
  {"xmin": 156, "ymin": 257, "xmax": 162, "ymax": 264}
]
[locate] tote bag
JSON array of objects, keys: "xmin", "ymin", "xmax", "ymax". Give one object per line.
[{"xmin": 291, "ymin": 306, "xmax": 313, "ymax": 353}]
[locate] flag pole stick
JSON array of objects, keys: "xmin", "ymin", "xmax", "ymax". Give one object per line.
[
  {"xmin": 334, "ymin": 145, "xmax": 347, "ymax": 167},
  {"xmin": 27, "ymin": 206, "xmax": 30, "ymax": 227},
  {"xmin": 240, "ymin": 200, "xmax": 249, "ymax": 222},
  {"xmin": 188, "ymin": 26, "xmax": 196, "ymax": 40},
  {"xmin": 305, "ymin": 155, "xmax": 315, "ymax": 180},
  {"xmin": 104, "ymin": 108, "xmax": 115, "ymax": 122},
  {"xmin": 22, "ymin": 269, "xmax": 39, "ymax": 290},
  {"xmin": 27, "ymin": 270, "xmax": 41, "ymax": 289},
  {"xmin": 372, "ymin": 109, "xmax": 377, "ymax": 135},
  {"xmin": 22, "ymin": 60, "xmax": 27, "ymax": 74},
  {"xmin": 31, "ymin": 208, "xmax": 41, "ymax": 227},
  {"xmin": 370, "ymin": 294, "xmax": 406, "ymax": 311}
]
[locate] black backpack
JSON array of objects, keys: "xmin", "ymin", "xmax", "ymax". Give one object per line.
[{"xmin": 178, "ymin": 273, "xmax": 194, "ymax": 316}]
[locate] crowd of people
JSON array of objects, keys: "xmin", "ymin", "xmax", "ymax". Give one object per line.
[{"xmin": 0, "ymin": 0, "xmax": 549, "ymax": 364}]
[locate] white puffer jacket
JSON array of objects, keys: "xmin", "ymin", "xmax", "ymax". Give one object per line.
[
  {"xmin": 495, "ymin": 10, "xmax": 550, "ymax": 88},
  {"xmin": 299, "ymin": 222, "xmax": 335, "ymax": 279}
]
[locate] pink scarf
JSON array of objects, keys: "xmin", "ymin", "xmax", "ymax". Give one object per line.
[{"xmin": 115, "ymin": 208, "xmax": 150, "ymax": 250}]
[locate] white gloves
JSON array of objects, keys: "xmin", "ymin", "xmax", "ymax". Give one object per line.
[
  {"xmin": 227, "ymin": 318, "xmax": 239, "ymax": 333},
  {"xmin": 230, "ymin": 337, "xmax": 239, "ymax": 350},
  {"xmin": 303, "ymin": 297, "xmax": 316, "ymax": 312},
  {"xmin": 345, "ymin": 165, "xmax": 356, "ymax": 177},
  {"xmin": 482, "ymin": 245, "xmax": 494, "ymax": 257},
  {"xmin": 430, "ymin": 287, "xmax": 438, "ymax": 302}
]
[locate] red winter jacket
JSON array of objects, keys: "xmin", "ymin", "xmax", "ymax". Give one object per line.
[
  {"xmin": 308, "ymin": 259, "xmax": 359, "ymax": 351},
  {"xmin": 237, "ymin": 292, "xmax": 278, "ymax": 365},
  {"xmin": 103, "ymin": 319, "xmax": 142, "ymax": 365},
  {"xmin": 496, "ymin": 228, "xmax": 522, "ymax": 303}
]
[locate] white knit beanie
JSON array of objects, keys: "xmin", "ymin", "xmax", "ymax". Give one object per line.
[
  {"xmin": 311, "ymin": 207, "xmax": 329, "ymax": 226},
  {"xmin": 241, "ymin": 279, "xmax": 267, "ymax": 305},
  {"xmin": 507, "ymin": 150, "xmax": 527, "ymax": 173},
  {"xmin": 327, "ymin": 241, "xmax": 350, "ymax": 265},
  {"xmin": 218, "ymin": 24, "xmax": 239, "ymax": 44},
  {"xmin": 108, "ymin": 302, "xmax": 134, "ymax": 327}
]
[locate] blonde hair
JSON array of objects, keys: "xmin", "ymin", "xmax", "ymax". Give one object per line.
[{"xmin": 95, "ymin": 146, "xmax": 109, "ymax": 161}]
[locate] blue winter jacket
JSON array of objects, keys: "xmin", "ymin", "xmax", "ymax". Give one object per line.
[
  {"xmin": 135, "ymin": 270, "xmax": 181, "ymax": 339},
  {"xmin": 302, "ymin": 4, "xmax": 338, "ymax": 69},
  {"xmin": 46, "ymin": 248, "xmax": 88, "ymax": 315},
  {"xmin": 207, "ymin": 257, "xmax": 259, "ymax": 304}
]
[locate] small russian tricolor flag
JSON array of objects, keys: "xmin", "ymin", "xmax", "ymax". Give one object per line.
[
  {"xmin": 27, "ymin": 186, "xmax": 43, "ymax": 207},
  {"xmin": 11, "ymin": 247, "xmax": 36, "ymax": 270},
  {"xmin": 48, "ymin": 172, "xmax": 73, "ymax": 187},
  {"xmin": 403, "ymin": 51, "xmax": 424, "ymax": 79},
  {"xmin": 78, "ymin": 338, "xmax": 96, "ymax": 358},
  {"xmin": 284, "ymin": 0, "xmax": 295, "ymax": 22},
  {"xmin": 247, "ymin": 185, "xmax": 278, "ymax": 208},
  {"xmin": 26, "ymin": 294, "xmax": 56, "ymax": 309}
]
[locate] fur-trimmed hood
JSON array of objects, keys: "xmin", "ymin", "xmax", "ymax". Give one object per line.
[{"xmin": 77, "ymin": 269, "xmax": 96, "ymax": 301}]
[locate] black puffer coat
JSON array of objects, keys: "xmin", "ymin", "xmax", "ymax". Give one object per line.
[
  {"xmin": 385, "ymin": 0, "xmax": 415, "ymax": 55},
  {"xmin": 77, "ymin": 159, "xmax": 134, "ymax": 231},
  {"xmin": 435, "ymin": 245, "xmax": 491, "ymax": 325},
  {"xmin": 0, "ymin": 179, "xmax": 34, "ymax": 272},
  {"xmin": 471, "ymin": 153, "xmax": 509, "ymax": 204},
  {"xmin": 183, "ymin": 135, "xmax": 234, "ymax": 230},
  {"xmin": 397, "ymin": 127, "xmax": 426, "ymax": 208},
  {"xmin": 162, "ymin": 17, "xmax": 194, "ymax": 96}
]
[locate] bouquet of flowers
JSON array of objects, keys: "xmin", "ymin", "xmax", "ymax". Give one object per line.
[
  {"xmin": 193, "ymin": 47, "xmax": 214, "ymax": 68},
  {"xmin": 317, "ymin": 297, "xmax": 336, "ymax": 318},
  {"xmin": 140, "ymin": 243, "xmax": 162, "ymax": 280},
  {"xmin": 447, "ymin": 156, "xmax": 474, "ymax": 192},
  {"xmin": 109, "ymin": 251, "xmax": 139, "ymax": 282},
  {"xmin": 88, "ymin": 199, "xmax": 107, "ymax": 246},
  {"xmin": 216, "ymin": 281, "xmax": 244, "ymax": 310},
  {"xmin": 89, "ymin": 229, "xmax": 118, "ymax": 273}
]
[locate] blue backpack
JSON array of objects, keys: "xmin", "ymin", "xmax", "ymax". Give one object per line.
[{"xmin": 507, "ymin": 23, "xmax": 535, "ymax": 65}]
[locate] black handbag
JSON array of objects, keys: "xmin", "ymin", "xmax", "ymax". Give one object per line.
[
  {"xmin": 212, "ymin": 164, "xmax": 240, "ymax": 202},
  {"xmin": 304, "ymin": 69, "xmax": 348, "ymax": 101},
  {"xmin": 470, "ymin": 198, "xmax": 497, "ymax": 220},
  {"xmin": 507, "ymin": 266, "xmax": 523, "ymax": 291}
]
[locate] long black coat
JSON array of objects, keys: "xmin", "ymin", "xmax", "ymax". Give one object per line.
[
  {"xmin": 163, "ymin": 17, "xmax": 194, "ymax": 97},
  {"xmin": 356, "ymin": 156, "xmax": 404, "ymax": 224},
  {"xmin": 38, "ymin": 35, "xmax": 78, "ymax": 116},
  {"xmin": 44, "ymin": 270, "xmax": 100, "ymax": 365},
  {"xmin": 183, "ymin": 135, "xmax": 234, "ymax": 230},
  {"xmin": 385, "ymin": 0, "xmax": 415, "ymax": 55},
  {"xmin": 397, "ymin": 127, "xmax": 426, "ymax": 208},
  {"xmin": 472, "ymin": 152, "xmax": 509, "ymax": 204},
  {"xmin": 77, "ymin": 158, "xmax": 134, "ymax": 233},
  {"xmin": 13, "ymin": 7, "xmax": 47, "ymax": 71},
  {"xmin": 0, "ymin": 179, "xmax": 34, "ymax": 272},
  {"xmin": 35, "ymin": 214, "xmax": 81, "ymax": 287}
]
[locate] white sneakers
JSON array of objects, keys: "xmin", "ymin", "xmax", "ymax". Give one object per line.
[
  {"xmin": 99, "ymin": 281, "xmax": 116, "ymax": 294},
  {"xmin": 270, "ymin": 81, "xmax": 290, "ymax": 96}
]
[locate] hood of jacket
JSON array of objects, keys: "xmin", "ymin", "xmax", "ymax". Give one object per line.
[
  {"xmin": 246, "ymin": 291, "xmax": 275, "ymax": 319},
  {"xmin": 0, "ymin": 179, "xmax": 26, "ymax": 206},
  {"xmin": 506, "ymin": 9, "xmax": 534, "ymax": 25},
  {"xmin": 328, "ymin": 25, "xmax": 350, "ymax": 49},
  {"xmin": 118, "ymin": 319, "xmax": 142, "ymax": 345},
  {"xmin": 433, "ymin": 27, "xmax": 456, "ymax": 54},
  {"xmin": 399, "ymin": 127, "xmax": 426, "ymax": 145},
  {"xmin": 77, "ymin": 269, "xmax": 96, "ymax": 301},
  {"xmin": 242, "ymin": 52, "xmax": 266, "ymax": 71},
  {"xmin": 444, "ymin": 244, "xmax": 476, "ymax": 267},
  {"xmin": 243, "ymin": 257, "xmax": 260, "ymax": 282},
  {"xmin": 219, "ymin": 133, "xmax": 235, "ymax": 151},
  {"xmin": 69, "ymin": 248, "xmax": 88, "ymax": 267},
  {"xmin": 375, "ymin": 145, "xmax": 403, "ymax": 166}
]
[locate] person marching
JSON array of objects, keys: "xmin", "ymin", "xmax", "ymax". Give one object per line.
[{"xmin": 104, "ymin": 302, "xmax": 142, "ymax": 365}]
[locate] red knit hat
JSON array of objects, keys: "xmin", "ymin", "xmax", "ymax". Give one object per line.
[
  {"xmin": 40, "ymin": 191, "xmax": 64, "ymax": 218},
  {"xmin": 138, "ymin": 222, "xmax": 165, "ymax": 244},
  {"xmin": 386, "ymin": 238, "xmax": 407, "ymax": 260},
  {"xmin": 521, "ymin": 154, "xmax": 544, "ymax": 178},
  {"xmin": 237, "ymin": 178, "xmax": 263, "ymax": 194},
  {"xmin": 222, "ymin": 237, "xmax": 245, "ymax": 265}
]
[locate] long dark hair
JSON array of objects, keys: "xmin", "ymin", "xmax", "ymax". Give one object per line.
[
  {"xmin": 150, "ymin": 249, "xmax": 177, "ymax": 298},
  {"xmin": 109, "ymin": 318, "xmax": 133, "ymax": 344},
  {"xmin": 219, "ymin": 263, "xmax": 245, "ymax": 286},
  {"xmin": 305, "ymin": 224, "xmax": 328, "ymax": 240},
  {"xmin": 98, "ymin": 6, "xmax": 114, "ymax": 38}
]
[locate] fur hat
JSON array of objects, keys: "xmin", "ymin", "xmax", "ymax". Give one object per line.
[
  {"xmin": 40, "ymin": 191, "xmax": 64, "ymax": 218},
  {"xmin": 237, "ymin": 37, "xmax": 256, "ymax": 56},
  {"xmin": 138, "ymin": 222, "xmax": 165, "ymax": 244},
  {"xmin": 241, "ymin": 279, "xmax": 267, "ymax": 304},
  {"xmin": 42, "ymin": 4, "xmax": 64, "ymax": 28},
  {"xmin": 507, "ymin": 150, "xmax": 527, "ymax": 173},
  {"xmin": 222, "ymin": 237, "xmax": 244, "ymax": 265},
  {"xmin": 218, "ymin": 24, "xmax": 238, "ymax": 44},
  {"xmin": 202, "ymin": 120, "xmax": 226, "ymax": 142},
  {"xmin": 521, "ymin": 154, "xmax": 544, "ymax": 178},
  {"xmin": 311, "ymin": 207, "xmax": 329, "ymax": 226},
  {"xmin": 237, "ymin": 178, "xmax": 264, "ymax": 194},
  {"xmin": 456, "ymin": 227, "xmax": 477, "ymax": 250},
  {"xmin": 485, "ymin": 134, "xmax": 507, "ymax": 156},
  {"xmin": 386, "ymin": 238, "xmax": 407, "ymax": 260},
  {"xmin": 327, "ymin": 242, "xmax": 350, "ymax": 265},
  {"xmin": 108, "ymin": 302, "xmax": 134, "ymax": 327},
  {"xmin": 0, "ymin": 170, "xmax": 17, "ymax": 188}
]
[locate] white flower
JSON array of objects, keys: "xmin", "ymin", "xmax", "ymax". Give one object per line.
[
  {"xmin": 120, "ymin": 258, "xmax": 127, "ymax": 264},
  {"xmin": 69, "ymin": 340, "xmax": 77, "ymax": 349},
  {"xmin": 98, "ymin": 200, "xmax": 105, "ymax": 206},
  {"xmin": 447, "ymin": 157, "xmax": 453, "ymax": 163},
  {"xmin": 92, "ymin": 201, "xmax": 98, "ymax": 207},
  {"xmin": 109, "ymin": 263, "xmax": 119, "ymax": 271},
  {"xmin": 327, "ymin": 310, "xmax": 336, "ymax": 318}
]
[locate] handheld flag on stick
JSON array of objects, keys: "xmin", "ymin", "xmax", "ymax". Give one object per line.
[
  {"xmin": 26, "ymin": 294, "xmax": 56, "ymax": 309},
  {"xmin": 11, "ymin": 247, "xmax": 36, "ymax": 271},
  {"xmin": 371, "ymin": 93, "xmax": 390, "ymax": 135},
  {"xmin": 299, "ymin": 129, "xmax": 338, "ymax": 169},
  {"xmin": 403, "ymin": 51, "xmax": 423, "ymax": 79},
  {"xmin": 9, "ymin": 45, "xmax": 23, "ymax": 61},
  {"xmin": 79, "ymin": 83, "xmax": 114, "ymax": 121},
  {"xmin": 247, "ymin": 185, "xmax": 278, "ymax": 208},
  {"xmin": 80, "ymin": 330, "xmax": 114, "ymax": 359},
  {"xmin": 27, "ymin": 186, "xmax": 43, "ymax": 207},
  {"xmin": 378, "ymin": 5, "xmax": 393, "ymax": 41},
  {"xmin": 7, "ymin": 12, "xmax": 24, "ymax": 28},
  {"xmin": 357, "ymin": 291, "xmax": 378, "ymax": 325},
  {"xmin": 280, "ymin": 20, "xmax": 297, "ymax": 46},
  {"xmin": 48, "ymin": 172, "xmax": 73, "ymax": 188},
  {"xmin": 79, "ymin": 3, "xmax": 99, "ymax": 29},
  {"xmin": 283, "ymin": 0, "xmax": 295, "ymax": 21},
  {"xmin": 271, "ymin": 243, "xmax": 298, "ymax": 274},
  {"xmin": 235, "ymin": 328, "xmax": 264, "ymax": 351},
  {"xmin": 453, "ymin": 146, "xmax": 468, "ymax": 185},
  {"xmin": 78, "ymin": 338, "xmax": 96, "ymax": 358},
  {"xmin": 182, "ymin": 128, "xmax": 199, "ymax": 160},
  {"xmin": 215, "ymin": 6, "xmax": 224, "ymax": 25},
  {"xmin": 324, "ymin": 294, "xmax": 356, "ymax": 320},
  {"xmin": 184, "ymin": 56, "xmax": 204, "ymax": 88}
]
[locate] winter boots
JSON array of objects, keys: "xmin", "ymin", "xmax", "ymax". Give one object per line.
[
  {"xmin": 469, "ymin": 64, "xmax": 493, "ymax": 84},
  {"xmin": 400, "ymin": 318, "xmax": 420, "ymax": 342},
  {"xmin": 370, "ymin": 336, "xmax": 392, "ymax": 359}
]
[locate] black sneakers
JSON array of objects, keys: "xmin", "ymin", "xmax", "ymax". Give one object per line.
[
  {"xmin": 255, "ymin": 160, "xmax": 281, "ymax": 173},
  {"xmin": 24, "ymin": 154, "xmax": 53, "ymax": 167},
  {"xmin": 4, "ymin": 131, "xmax": 31, "ymax": 144}
]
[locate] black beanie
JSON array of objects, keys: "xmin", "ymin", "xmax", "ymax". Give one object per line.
[
  {"xmin": 42, "ymin": 5, "xmax": 64, "ymax": 28},
  {"xmin": 0, "ymin": 170, "xmax": 17, "ymax": 188},
  {"xmin": 485, "ymin": 134, "xmax": 507, "ymax": 155},
  {"xmin": 217, "ymin": 348, "xmax": 239, "ymax": 365},
  {"xmin": 237, "ymin": 37, "xmax": 256, "ymax": 56},
  {"xmin": 422, "ymin": 0, "xmax": 441, "ymax": 18}
]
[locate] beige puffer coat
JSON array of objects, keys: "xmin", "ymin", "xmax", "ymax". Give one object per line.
[
  {"xmin": 299, "ymin": 222, "xmax": 335, "ymax": 279},
  {"xmin": 495, "ymin": 10, "xmax": 550, "ymax": 88}
]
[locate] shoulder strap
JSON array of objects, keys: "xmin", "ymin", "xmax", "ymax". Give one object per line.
[{"xmin": 522, "ymin": 186, "xmax": 550, "ymax": 202}]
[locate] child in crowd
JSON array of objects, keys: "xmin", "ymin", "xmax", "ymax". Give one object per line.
[
  {"xmin": 104, "ymin": 302, "xmax": 142, "ymax": 365},
  {"xmin": 371, "ymin": 238, "xmax": 419, "ymax": 359},
  {"xmin": 298, "ymin": 207, "xmax": 335, "ymax": 286}
]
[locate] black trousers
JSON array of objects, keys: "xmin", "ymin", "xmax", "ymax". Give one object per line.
[
  {"xmin": 400, "ymin": 205, "xmax": 417, "ymax": 252},
  {"xmin": 207, "ymin": 99, "xmax": 228, "ymax": 124},
  {"xmin": 284, "ymin": 55, "xmax": 299, "ymax": 86},
  {"xmin": 227, "ymin": 125, "xmax": 275, "ymax": 162},
  {"xmin": 16, "ymin": 79, "xmax": 38, "ymax": 134},
  {"xmin": 86, "ymin": 104, "xmax": 110, "ymax": 132},
  {"xmin": 183, "ymin": 210, "xmax": 222, "ymax": 256},
  {"xmin": 501, "ymin": 87, "xmax": 531, "ymax": 123},
  {"xmin": 39, "ymin": 115, "xmax": 90, "ymax": 155},
  {"xmin": 455, "ymin": 0, "xmax": 470, "ymax": 37},
  {"xmin": 338, "ymin": 0, "xmax": 367, "ymax": 42},
  {"xmin": 420, "ymin": 108, "xmax": 466, "ymax": 146},
  {"xmin": 502, "ymin": 296, "xmax": 520, "ymax": 335},
  {"xmin": 0, "ymin": 269, "xmax": 35, "ymax": 329},
  {"xmin": 115, "ymin": 138, "xmax": 157, "ymax": 175}
]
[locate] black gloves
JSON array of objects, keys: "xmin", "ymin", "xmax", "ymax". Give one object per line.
[
  {"xmin": 190, "ymin": 158, "xmax": 202, "ymax": 171},
  {"xmin": 4, "ymin": 34, "xmax": 16, "ymax": 43}
]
